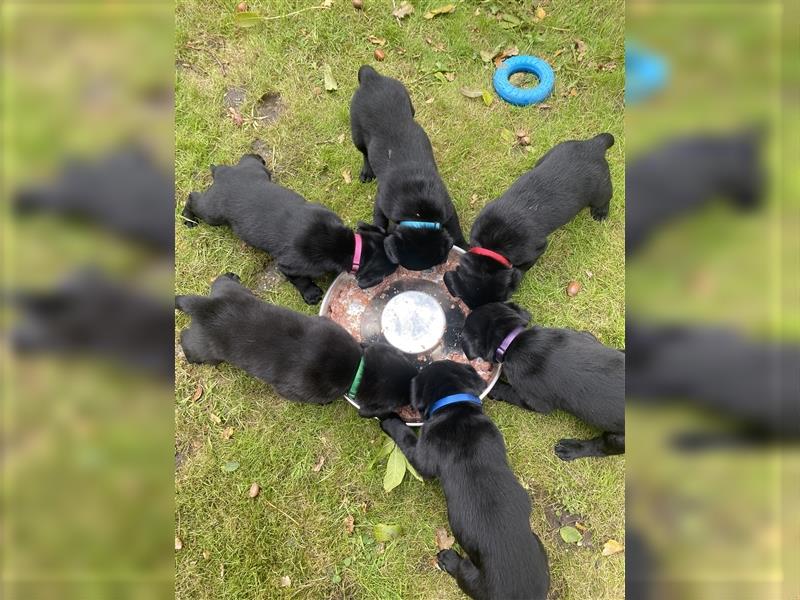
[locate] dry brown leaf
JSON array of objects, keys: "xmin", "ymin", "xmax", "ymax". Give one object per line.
[
  {"xmin": 435, "ymin": 527, "xmax": 455, "ymax": 550},
  {"xmin": 210, "ymin": 413, "xmax": 222, "ymax": 425},
  {"xmin": 280, "ymin": 575, "xmax": 292, "ymax": 587},
  {"xmin": 190, "ymin": 384, "xmax": 204, "ymax": 402},
  {"xmin": 322, "ymin": 0, "xmax": 334, "ymax": 7},
  {"xmin": 368, "ymin": 35, "xmax": 386, "ymax": 46},
  {"xmin": 423, "ymin": 4, "xmax": 455, "ymax": 19},
  {"xmin": 569, "ymin": 87, "xmax": 579, "ymax": 97},
  {"xmin": 424, "ymin": 97, "xmax": 434, "ymax": 104},
  {"xmin": 567, "ymin": 281, "xmax": 582, "ymax": 297},
  {"xmin": 342, "ymin": 169, "xmax": 352, "ymax": 184},
  {"xmin": 515, "ymin": 129, "xmax": 530, "ymax": 146},
  {"xmin": 337, "ymin": 133, "xmax": 346, "ymax": 144},
  {"xmin": 535, "ymin": 6, "xmax": 546, "ymax": 20},
  {"xmin": 374, "ymin": 48, "xmax": 386, "ymax": 61},
  {"xmin": 236, "ymin": 2, "xmax": 248, "ymax": 12},
  {"xmin": 493, "ymin": 46, "xmax": 519, "ymax": 66},
  {"xmin": 352, "ymin": 0, "xmax": 363, "ymax": 8},
  {"xmin": 312, "ymin": 455, "xmax": 326, "ymax": 472},
  {"xmin": 392, "ymin": 1, "xmax": 414, "ymax": 19},
  {"xmin": 202, "ymin": 549, "xmax": 210, "ymax": 559},
  {"xmin": 538, "ymin": 103, "xmax": 552, "ymax": 110},
  {"xmin": 175, "ymin": 536, "xmax": 183, "ymax": 551},
  {"xmin": 602, "ymin": 539, "xmax": 624, "ymax": 556},
  {"xmin": 444, "ymin": 72, "xmax": 455, "ymax": 82},
  {"xmin": 228, "ymin": 106, "xmax": 243, "ymax": 126},
  {"xmin": 248, "ymin": 482, "xmax": 261, "ymax": 498},
  {"xmin": 344, "ymin": 515, "xmax": 355, "ymax": 535},
  {"xmin": 574, "ymin": 39, "xmax": 587, "ymax": 61},
  {"xmin": 221, "ymin": 426, "xmax": 234, "ymax": 440},
  {"xmin": 429, "ymin": 555, "xmax": 441, "ymax": 570}
]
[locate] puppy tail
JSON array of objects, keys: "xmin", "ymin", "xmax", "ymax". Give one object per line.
[
  {"xmin": 593, "ymin": 132, "xmax": 615, "ymax": 150},
  {"xmin": 358, "ymin": 65, "xmax": 378, "ymax": 84}
]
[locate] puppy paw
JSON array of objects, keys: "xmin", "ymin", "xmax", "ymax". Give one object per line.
[
  {"xmin": 379, "ymin": 415, "xmax": 404, "ymax": 434},
  {"xmin": 436, "ymin": 549, "xmax": 461, "ymax": 574},
  {"xmin": 591, "ymin": 206, "xmax": 609, "ymax": 221},
  {"xmin": 222, "ymin": 272, "xmax": 241, "ymax": 283},
  {"xmin": 359, "ymin": 169, "xmax": 376, "ymax": 183},
  {"xmin": 554, "ymin": 439, "xmax": 587, "ymax": 461},
  {"xmin": 302, "ymin": 286, "xmax": 324, "ymax": 305},
  {"xmin": 182, "ymin": 217, "xmax": 198, "ymax": 228}
]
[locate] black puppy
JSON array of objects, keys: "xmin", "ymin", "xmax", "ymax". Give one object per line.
[
  {"xmin": 182, "ymin": 154, "xmax": 396, "ymax": 304},
  {"xmin": 626, "ymin": 128, "xmax": 764, "ymax": 255},
  {"xmin": 175, "ymin": 273, "xmax": 417, "ymax": 417},
  {"xmin": 462, "ymin": 302, "xmax": 625, "ymax": 460},
  {"xmin": 350, "ymin": 65, "xmax": 466, "ymax": 270},
  {"xmin": 445, "ymin": 133, "xmax": 614, "ymax": 308},
  {"xmin": 380, "ymin": 361, "xmax": 550, "ymax": 600}
]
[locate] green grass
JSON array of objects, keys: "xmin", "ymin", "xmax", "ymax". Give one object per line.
[{"xmin": 175, "ymin": 1, "xmax": 624, "ymax": 598}]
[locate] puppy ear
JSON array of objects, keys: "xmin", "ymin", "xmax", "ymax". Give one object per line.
[
  {"xmin": 383, "ymin": 234, "xmax": 402, "ymax": 265},
  {"xmin": 409, "ymin": 374, "xmax": 423, "ymax": 412},
  {"xmin": 462, "ymin": 364, "xmax": 485, "ymax": 392},
  {"xmin": 506, "ymin": 301, "xmax": 532, "ymax": 325},
  {"xmin": 461, "ymin": 334, "xmax": 480, "ymax": 361},
  {"xmin": 356, "ymin": 221, "xmax": 386, "ymax": 235}
]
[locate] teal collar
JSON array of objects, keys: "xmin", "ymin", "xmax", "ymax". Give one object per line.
[
  {"xmin": 347, "ymin": 356, "xmax": 365, "ymax": 399},
  {"xmin": 398, "ymin": 220, "xmax": 441, "ymax": 230}
]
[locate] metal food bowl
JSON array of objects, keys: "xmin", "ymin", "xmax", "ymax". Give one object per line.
[{"xmin": 319, "ymin": 246, "xmax": 501, "ymax": 427}]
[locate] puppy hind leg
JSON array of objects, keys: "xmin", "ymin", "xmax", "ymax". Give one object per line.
[
  {"xmin": 590, "ymin": 200, "xmax": 611, "ymax": 221},
  {"xmin": 359, "ymin": 153, "xmax": 375, "ymax": 183},
  {"xmin": 179, "ymin": 327, "xmax": 221, "ymax": 365},
  {"xmin": 436, "ymin": 550, "xmax": 488, "ymax": 600},
  {"xmin": 554, "ymin": 431, "xmax": 624, "ymax": 461}
]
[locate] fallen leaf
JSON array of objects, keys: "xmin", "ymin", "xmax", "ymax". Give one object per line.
[
  {"xmin": 344, "ymin": 515, "xmax": 355, "ymax": 534},
  {"xmin": 460, "ymin": 87, "xmax": 483, "ymax": 99},
  {"xmin": 515, "ymin": 129, "xmax": 530, "ymax": 146},
  {"xmin": 444, "ymin": 72, "xmax": 455, "ymax": 82},
  {"xmin": 425, "ymin": 37, "xmax": 445, "ymax": 52},
  {"xmin": 234, "ymin": 11, "xmax": 262, "ymax": 28},
  {"xmin": 569, "ymin": 87, "xmax": 578, "ymax": 97},
  {"xmin": 500, "ymin": 128, "xmax": 516, "ymax": 144},
  {"xmin": 248, "ymin": 482, "xmax": 261, "ymax": 498},
  {"xmin": 280, "ymin": 575, "xmax": 292, "ymax": 587},
  {"xmin": 337, "ymin": 133, "xmax": 346, "ymax": 144},
  {"xmin": 236, "ymin": 2, "xmax": 248, "ymax": 12},
  {"xmin": 312, "ymin": 86, "xmax": 322, "ymax": 96},
  {"xmin": 322, "ymin": 0, "xmax": 334, "ymax": 7},
  {"xmin": 175, "ymin": 536, "xmax": 183, "ymax": 551},
  {"xmin": 424, "ymin": 97, "xmax": 434, "ymax": 104},
  {"xmin": 470, "ymin": 194, "xmax": 479, "ymax": 207},
  {"xmin": 480, "ymin": 49, "xmax": 496, "ymax": 63},
  {"xmin": 602, "ymin": 539, "xmax": 624, "ymax": 556},
  {"xmin": 322, "ymin": 64, "xmax": 338, "ymax": 91},
  {"xmin": 373, "ymin": 523, "xmax": 402, "ymax": 541},
  {"xmin": 367, "ymin": 35, "xmax": 386, "ymax": 46},
  {"xmin": 190, "ymin": 384, "xmax": 204, "ymax": 402},
  {"xmin": 535, "ymin": 6, "xmax": 546, "ymax": 20},
  {"xmin": 481, "ymin": 89, "xmax": 493, "ymax": 106},
  {"xmin": 221, "ymin": 426, "xmax": 234, "ymax": 440},
  {"xmin": 435, "ymin": 527, "xmax": 455, "ymax": 550},
  {"xmin": 424, "ymin": 4, "xmax": 455, "ymax": 19},
  {"xmin": 392, "ymin": 1, "xmax": 414, "ymax": 19},
  {"xmin": 566, "ymin": 281, "xmax": 582, "ymax": 297},
  {"xmin": 210, "ymin": 413, "xmax": 222, "ymax": 425},
  {"xmin": 352, "ymin": 0, "xmax": 363, "ymax": 9},
  {"xmin": 560, "ymin": 525, "xmax": 582, "ymax": 544},
  {"xmin": 493, "ymin": 46, "xmax": 519, "ymax": 66},
  {"xmin": 538, "ymin": 103, "xmax": 552, "ymax": 110},
  {"xmin": 374, "ymin": 48, "xmax": 386, "ymax": 61},
  {"xmin": 312, "ymin": 455, "xmax": 326, "ymax": 472},
  {"xmin": 202, "ymin": 549, "xmax": 210, "ymax": 559},
  {"xmin": 383, "ymin": 444, "xmax": 405, "ymax": 491},
  {"xmin": 228, "ymin": 106, "xmax": 243, "ymax": 126},
  {"xmin": 221, "ymin": 461, "xmax": 240, "ymax": 473},
  {"xmin": 342, "ymin": 169, "xmax": 352, "ymax": 184},
  {"xmin": 574, "ymin": 39, "xmax": 587, "ymax": 62},
  {"xmin": 585, "ymin": 270, "xmax": 594, "ymax": 278},
  {"xmin": 553, "ymin": 48, "xmax": 566, "ymax": 58},
  {"xmin": 331, "ymin": 573, "xmax": 342, "ymax": 584}
]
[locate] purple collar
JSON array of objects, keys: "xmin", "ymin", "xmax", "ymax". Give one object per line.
[{"xmin": 495, "ymin": 326, "xmax": 525, "ymax": 362}]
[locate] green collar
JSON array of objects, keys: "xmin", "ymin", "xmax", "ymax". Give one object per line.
[{"xmin": 347, "ymin": 355, "xmax": 365, "ymax": 399}]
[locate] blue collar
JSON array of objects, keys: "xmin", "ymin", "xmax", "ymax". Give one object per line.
[
  {"xmin": 426, "ymin": 393, "xmax": 482, "ymax": 418},
  {"xmin": 398, "ymin": 220, "xmax": 441, "ymax": 230}
]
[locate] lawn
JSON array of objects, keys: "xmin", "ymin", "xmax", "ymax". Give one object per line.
[{"xmin": 174, "ymin": 1, "xmax": 625, "ymax": 598}]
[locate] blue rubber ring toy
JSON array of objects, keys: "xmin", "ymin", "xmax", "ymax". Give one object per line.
[{"xmin": 493, "ymin": 55, "xmax": 555, "ymax": 107}]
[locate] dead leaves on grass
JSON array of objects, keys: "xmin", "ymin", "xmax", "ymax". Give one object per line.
[
  {"xmin": 312, "ymin": 455, "xmax": 326, "ymax": 472},
  {"xmin": 344, "ymin": 515, "xmax": 355, "ymax": 535},
  {"xmin": 424, "ymin": 4, "xmax": 455, "ymax": 19},
  {"xmin": 602, "ymin": 539, "xmax": 624, "ymax": 556},
  {"xmin": 435, "ymin": 527, "xmax": 455, "ymax": 550},
  {"xmin": 392, "ymin": 1, "xmax": 414, "ymax": 19}
]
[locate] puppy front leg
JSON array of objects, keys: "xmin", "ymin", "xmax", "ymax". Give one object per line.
[
  {"xmin": 279, "ymin": 269, "xmax": 324, "ymax": 305},
  {"xmin": 490, "ymin": 381, "xmax": 553, "ymax": 414},
  {"xmin": 372, "ymin": 201, "xmax": 389, "ymax": 230},
  {"xmin": 443, "ymin": 212, "xmax": 467, "ymax": 249},
  {"xmin": 555, "ymin": 431, "xmax": 625, "ymax": 460},
  {"xmin": 380, "ymin": 417, "xmax": 436, "ymax": 479},
  {"xmin": 437, "ymin": 550, "xmax": 488, "ymax": 600}
]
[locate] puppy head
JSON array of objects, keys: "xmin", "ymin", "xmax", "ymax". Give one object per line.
[
  {"xmin": 356, "ymin": 344, "xmax": 418, "ymax": 418},
  {"xmin": 354, "ymin": 222, "xmax": 398, "ymax": 289},
  {"xmin": 462, "ymin": 302, "xmax": 531, "ymax": 361},
  {"xmin": 384, "ymin": 227, "xmax": 454, "ymax": 271},
  {"xmin": 410, "ymin": 360, "xmax": 484, "ymax": 418},
  {"xmin": 444, "ymin": 253, "xmax": 523, "ymax": 309}
]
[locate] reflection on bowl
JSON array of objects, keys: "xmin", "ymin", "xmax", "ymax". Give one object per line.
[{"xmin": 319, "ymin": 247, "xmax": 500, "ymax": 427}]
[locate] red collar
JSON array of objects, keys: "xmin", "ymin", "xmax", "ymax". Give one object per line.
[{"xmin": 468, "ymin": 247, "xmax": 512, "ymax": 268}]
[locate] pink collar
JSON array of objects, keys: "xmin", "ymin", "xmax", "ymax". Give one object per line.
[
  {"xmin": 469, "ymin": 247, "xmax": 512, "ymax": 268},
  {"xmin": 351, "ymin": 233, "xmax": 363, "ymax": 273}
]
